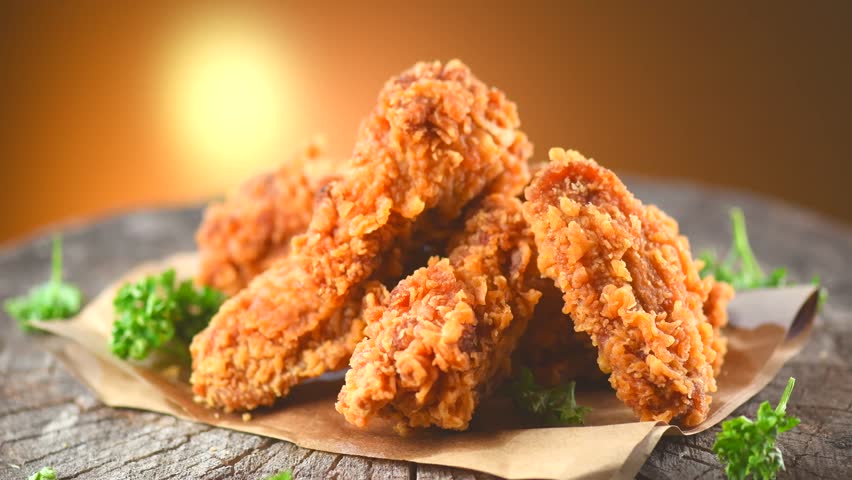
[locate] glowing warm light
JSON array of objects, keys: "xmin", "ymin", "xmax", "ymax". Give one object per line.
[{"xmin": 160, "ymin": 14, "xmax": 297, "ymax": 184}]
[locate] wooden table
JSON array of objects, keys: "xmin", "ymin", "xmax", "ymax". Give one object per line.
[{"xmin": 1, "ymin": 181, "xmax": 850, "ymax": 480}]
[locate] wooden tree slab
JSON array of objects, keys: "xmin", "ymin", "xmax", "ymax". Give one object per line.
[{"xmin": 1, "ymin": 180, "xmax": 850, "ymax": 479}]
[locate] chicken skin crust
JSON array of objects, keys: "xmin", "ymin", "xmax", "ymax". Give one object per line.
[
  {"xmin": 190, "ymin": 60, "xmax": 532, "ymax": 412},
  {"xmin": 195, "ymin": 139, "xmax": 338, "ymax": 296},
  {"xmin": 517, "ymin": 277, "xmax": 731, "ymax": 387},
  {"xmin": 336, "ymin": 194, "xmax": 541, "ymax": 432},
  {"xmin": 704, "ymin": 279, "xmax": 734, "ymax": 375},
  {"xmin": 522, "ymin": 148, "xmax": 727, "ymax": 427}
]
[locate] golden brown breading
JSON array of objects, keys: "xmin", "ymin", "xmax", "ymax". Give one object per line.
[
  {"xmin": 336, "ymin": 194, "xmax": 540, "ymax": 432},
  {"xmin": 195, "ymin": 139, "xmax": 338, "ymax": 295},
  {"xmin": 704, "ymin": 278, "xmax": 734, "ymax": 375},
  {"xmin": 190, "ymin": 60, "xmax": 532, "ymax": 412},
  {"xmin": 522, "ymin": 148, "xmax": 724, "ymax": 427}
]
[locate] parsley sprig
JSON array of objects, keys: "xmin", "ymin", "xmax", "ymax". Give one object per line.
[
  {"xmin": 700, "ymin": 208, "xmax": 827, "ymax": 306},
  {"xmin": 109, "ymin": 269, "xmax": 224, "ymax": 361},
  {"xmin": 699, "ymin": 208, "xmax": 787, "ymax": 290},
  {"xmin": 511, "ymin": 367, "xmax": 591, "ymax": 426},
  {"xmin": 714, "ymin": 377, "xmax": 800, "ymax": 480},
  {"xmin": 27, "ymin": 466, "xmax": 56, "ymax": 480},
  {"xmin": 4, "ymin": 235, "xmax": 82, "ymax": 332}
]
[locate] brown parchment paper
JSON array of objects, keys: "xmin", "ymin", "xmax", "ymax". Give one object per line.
[{"xmin": 33, "ymin": 252, "xmax": 819, "ymax": 480}]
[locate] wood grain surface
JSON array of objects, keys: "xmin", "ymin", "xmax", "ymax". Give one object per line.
[{"xmin": 1, "ymin": 180, "xmax": 850, "ymax": 480}]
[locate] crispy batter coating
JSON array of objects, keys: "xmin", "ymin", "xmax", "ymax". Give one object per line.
[
  {"xmin": 190, "ymin": 60, "xmax": 532, "ymax": 411},
  {"xmin": 522, "ymin": 148, "xmax": 724, "ymax": 427},
  {"xmin": 518, "ymin": 277, "xmax": 732, "ymax": 387},
  {"xmin": 195, "ymin": 139, "xmax": 339, "ymax": 295},
  {"xmin": 336, "ymin": 194, "xmax": 541, "ymax": 431},
  {"xmin": 704, "ymin": 279, "xmax": 734, "ymax": 375}
]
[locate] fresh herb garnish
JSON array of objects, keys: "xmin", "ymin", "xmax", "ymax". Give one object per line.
[
  {"xmin": 27, "ymin": 466, "xmax": 57, "ymax": 480},
  {"xmin": 700, "ymin": 208, "xmax": 827, "ymax": 306},
  {"xmin": 4, "ymin": 235, "xmax": 82, "ymax": 332},
  {"xmin": 699, "ymin": 208, "xmax": 787, "ymax": 289},
  {"xmin": 263, "ymin": 470, "xmax": 292, "ymax": 480},
  {"xmin": 109, "ymin": 269, "xmax": 224, "ymax": 361},
  {"xmin": 511, "ymin": 367, "xmax": 591, "ymax": 426},
  {"xmin": 713, "ymin": 377, "xmax": 800, "ymax": 480}
]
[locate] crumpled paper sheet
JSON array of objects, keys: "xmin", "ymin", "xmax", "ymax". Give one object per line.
[{"xmin": 34, "ymin": 253, "xmax": 819, "ymax": 480}]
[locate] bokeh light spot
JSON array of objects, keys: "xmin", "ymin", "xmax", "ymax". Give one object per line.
[{"xmin": 160, "ymin": 13, "xmax": 296, "ymax": 185}]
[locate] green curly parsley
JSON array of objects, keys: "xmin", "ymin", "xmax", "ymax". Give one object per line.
[
  {"xmin": 714, "ymin": 377, "xmax": 800, "ymax": 480},
  {"xmin": 511, "ymin": 367, "xmax": 591, "ymax": 426},
  {"xmin": 27, "ymin": 466, "xmax": 56, "ymax": 480},
  {"xmin": 4, "ymin": 235, "xmax": 82, "ymax": 332},
  {"xmin": 109, "ymin": 269, "xmax": 224, "ymax": 361},
  {"xmin": 699, "ymin": 208, "xmax": 827, "ymax": 306}
]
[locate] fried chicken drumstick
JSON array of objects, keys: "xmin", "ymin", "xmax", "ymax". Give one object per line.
[
  {"xmin": 195, "ymin": 139, "xmax": 338, "ymax": 295},
  {"xmin": 190, "ymin": 60, "xmax": 532, "ymax": 412},
  {"xmin": 522, "ymin": 148, "xmax": 730, "ymax": 427},
  {"xmin": 336, "ymin": 194, "xmax": 540, "ymax": 432}
]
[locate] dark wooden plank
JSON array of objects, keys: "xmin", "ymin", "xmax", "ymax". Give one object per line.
[{"xmin": 1, "ymin": 180, "xmax": 850, "ymax": 480}]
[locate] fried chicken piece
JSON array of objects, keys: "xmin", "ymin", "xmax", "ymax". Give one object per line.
[
  {"xmin": 190, "ymin": 60, "xmax": 532, "ymax": 412},
  {"xmin": 704, "ymin": 278, "xmax": 734, "ymax": 375},
  {"xmin": 518, "ymin": 277, "xmax": 732, "ymax": 387},
  {"xmin": 195, "ymin": 139, "xmax": 339, "ymax": 295},
  {"xmin": 519, "ymin": 276, "xmax": 732, "ymax": 387},
  {"xmin": 336, "ymin": 194, "xmax": 541, "ymax": 432},
  {"xmin": 522, "ymin": 148, "xmax": 724, "ymax": 427}
]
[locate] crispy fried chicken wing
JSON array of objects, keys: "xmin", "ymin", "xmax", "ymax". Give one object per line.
[
  {"xmin": 195, "ymin": 139, "xmax": 338, "ymax": 295},
  {"xmin": 522, "ymin": 148, "xmax": 727, "ymax": 426},
  {"xmin": 190, "ymin": 60, "xmax": 532, "ymax": 412},
  {"xmin": 336, "ymin": 194, "xmax": 540, "ymax": 432}
]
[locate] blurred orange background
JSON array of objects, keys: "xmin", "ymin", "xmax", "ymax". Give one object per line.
[{"xmin": 2, "ymin": 2, "xmax": 851, "ymax": 245}]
